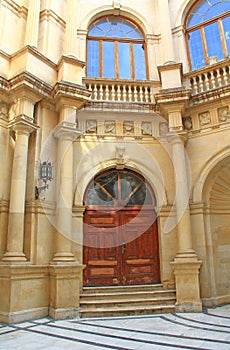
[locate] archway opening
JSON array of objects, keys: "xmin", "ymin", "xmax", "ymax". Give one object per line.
[{"xmin": 83, "ymin": 169, "xmax": 160, "ymax": 286}]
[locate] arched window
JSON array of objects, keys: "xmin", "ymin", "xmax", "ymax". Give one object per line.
[
  {"xmin": 186, "ymin": 0, "xmax": 230, "ymax": 70},
  {"xmin": 87, "ymin": 16, "xmax": 147, "ymax": 80}
]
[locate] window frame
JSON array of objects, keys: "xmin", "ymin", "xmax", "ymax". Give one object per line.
[
  {"xmin": 185, "ymin": 0, "xmax": 230, "ymax": 70},
  {"xmin": 86, "ymin": 16, "xmax": 149, "ymax": 80}
]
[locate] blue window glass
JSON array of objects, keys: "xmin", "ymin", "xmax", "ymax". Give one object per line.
[
  {"xmin": 204, "ymin": 22, "xmax": 224, "ymax": 60},
  {"xmin": 133, "ymin": 43, "xmax": 146, "ymax": 80},
  {"xmin": 103, "ymin": 41, "xmax": 115, "ymax": 78},
  {"xmin": 187, "ymin": 0, "xmax": 230, "ymax": 28},
  {"xmin": 186, "ymin": 0, "xmax": 230, "ymax": 70},
  {"xmin": 89, "ymin": 17, "xmax": 143, "ymax": 39},
  {"xmin": 223, "ymin": 16, "xmax": 230, "ymax": 53},
  {"xmin": 188, "ymin": 29, "xmax": 205, "ymax": 69},
  {"xmin": 118, "ymin": 42, "xmax": 131, "ymax": 79},
  {"xmin": 87, "ymin": 16, "xmax": 147, "ymax": 79},
  {"xmin": 87, "ymin": 40, "xmax": 99, "ymax": 77}
]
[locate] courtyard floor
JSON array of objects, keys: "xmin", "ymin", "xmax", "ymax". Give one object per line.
[{"xmin": 0, "ymin": 305, "xmax": 230, "ymax": 349}]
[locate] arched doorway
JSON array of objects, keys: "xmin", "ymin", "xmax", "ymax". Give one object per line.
[{"xmin": 83, "ymin": 169, "xmax": 160, "ymax": 286}]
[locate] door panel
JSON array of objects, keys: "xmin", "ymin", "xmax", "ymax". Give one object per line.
[
  {"xmin": 121, "ymin": 210, "xmax": 160, "ymax": 285},
  {"xmin": 83, "ymin": 209, "xmax": 160, "ymax": 286},
  {"xmin": 83, "ymin": 210, "xmax": 122, "ymax": 286}
]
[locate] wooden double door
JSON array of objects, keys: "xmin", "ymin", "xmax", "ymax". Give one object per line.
[
  {"xmin": 83, "ymin": 169, "xmax": 160, "ymax": 286},
  {"xmin": 83, "ymin": 208, "xmax": 160, "ymax": 286}
]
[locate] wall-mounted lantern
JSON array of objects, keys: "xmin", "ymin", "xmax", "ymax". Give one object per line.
[{"xmin": 35, "ymin": 161, "xmax": 53, "ymax": 200}]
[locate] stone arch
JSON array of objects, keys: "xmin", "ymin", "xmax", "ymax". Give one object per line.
[
  {"xmin": 74, "ymin": 158, "xmax": 167, "ymax": 209},
  {"xmin": 79, "ymin": 5, "xmax": 153, "ymax": 36},
  {"xmin": 174, "ymin": 0, "xmax": 198, "ymax": 28},
  {"xmin": 192, "ymin": 146, "xmax": 230, "ymax": 203}
]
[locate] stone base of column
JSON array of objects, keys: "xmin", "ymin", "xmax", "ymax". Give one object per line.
[
  {"xmin": 52, "ymin": 252, "xmax": 76, "ymax": 263},
  {"xmin": 49, "ymin": 306, "xmax": 80, "ymax": 320},
  {"xmin": 1, "ymin": 251, "xmax": 27, "ymax": 262},
  {"xmin": 170, "ymin": 260, "xmax": 203, "ymax": 312},
  {"xmin": 0, "ymin": 264, "xmax": 49, "ymax": 324},
  {"xmin": 49, "ymin": 263, "xmax": 84, "ymax": 320}
]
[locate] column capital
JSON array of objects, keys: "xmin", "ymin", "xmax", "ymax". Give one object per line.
[
  {"xmin": 167, "ymin": 131, "xmax": 188, "ymax": 146},
  {"xmin": 8, "ymin": 115, "xmax": 39, "ymax": 135},
  {"xmin": 53, "ymin": 121, "xmax": 81, "ymax": 140}
]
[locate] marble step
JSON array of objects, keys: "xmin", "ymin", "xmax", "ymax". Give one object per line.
[
  {"xmin": 80, "ymin": 304, "xmax": 175, "ymax": 318},
  {"xmin": 80, "ymin": 289, "xmax": 176, "ymax": 300},
  {"xmin": 80, "ymin": 285, "xmax": 176, "ymax": 318}
]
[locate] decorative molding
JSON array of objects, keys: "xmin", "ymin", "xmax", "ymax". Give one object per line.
[{"xmin": 40, "ymin": 9, "xmax": 66, "ymax": 29}]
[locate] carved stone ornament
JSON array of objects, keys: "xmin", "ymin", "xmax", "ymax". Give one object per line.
[
  {"xmin": 141, "ymin": 121, "xmax": 152, "ymax": 135},
  {"xmin": 86, "ymin": 119, "xmax": 97, "ymax": 133},
  {"xmin": 199, "ymin": 111, "xmax": 211, "ymax": 126},
  {"xmin": 217, "ymin": 105, "xmax": 230, "ymax": 123},
  {"xmin": 105, "ymin": 120, "xmax": 116, "ymax": 134},
  {"xmin": 115, "ymin": 145, "xmax": 125, "ymax": 169},
  {"xmin": 182, "ymin": 116, "xmax": 193, "ymax": 130},
  {"xmin": 123, "ymin": 121, "xmax": 134, "ymax": 135},
  {"xmin": 0, "ymin": 104, "xmax": 8, "ymax": 120},
  {"xmin": 159, "ymin": 122, "xmax": 169, "ymax": 136}
]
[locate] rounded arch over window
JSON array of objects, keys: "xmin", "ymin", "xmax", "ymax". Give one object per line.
[
  {"xmin": 84, "ymin": 169, "xmax": 156, "ymax": 208},
  {"xmin": 185, "ymin": 0, "xmax": 230, "ymax": 70},
  {"xmin": 87, "ymin": 16, "xmax": 147, "ymax": 80}
]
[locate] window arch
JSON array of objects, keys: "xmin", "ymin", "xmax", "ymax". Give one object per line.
[
  {"xmin": 87, "ymin": 16, "xmax": 147, "ymax": 80},
  {"xmin": 186, "ymin": 0, "xmax": 230, "ymax": 70}
]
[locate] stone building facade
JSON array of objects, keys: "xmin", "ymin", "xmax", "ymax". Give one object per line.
[{"xmin": 0, "ymin": 0, "xmax": 229, "ymax": 323}]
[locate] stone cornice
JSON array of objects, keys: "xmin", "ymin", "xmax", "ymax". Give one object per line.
[
  {"xmin": 52, "ymin": 81, "xmax": 91, "ymax": 109},
  {"xmin": 8, "ymin": 115, "xmax": 39, "ymax": 134},
  {"xmin": 9, "ymin": 71, "xmax": 52, "ymax": 98},
  {"xmin": 2, "ymin": 0, "xmax": 27, "ymax": 19},
  {"xmin": 40, "ymin": 9, "xmax": 66, "ymax": 29}
]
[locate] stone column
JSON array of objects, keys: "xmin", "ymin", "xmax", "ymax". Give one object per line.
[
  {"xmin": 52, "ymin": 122, "xmax": 80, "ymax": 262},
  {"xmin": 64, "ymin": 0, "xmax": 79, "ymax": 57},
  {"xmin": 49, "ymin": 120, "xmax": 83, "ymax": 320},
  {"xmin": 169, "ymin": 133, "xmax": 202, "ymax": 312},
  {"xmin": 24, "ymin": 0, "xmax": 41, "ymax": 47},
  {"xmin": 2, "ymin": 117, "xmax": 38, "ymax": 262}
]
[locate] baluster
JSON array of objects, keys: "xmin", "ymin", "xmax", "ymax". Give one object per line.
[
  {"xmin": 117, "ymin": 85, "xmax": 121, "ymax": 101},
  {"xmin": 216, "ymin": 69, "xmax": 222, "ymax": 88},
  {"xmin": 191, "ymin": 78, "xmax": 198, "ymax": 94},
  {"xmin": 88, "ymin": 84, "xmax": 92, "ymax": 99},
  {"xmin": 199, "ymin": 74, "xmax": 204, "ymax": 93},
  {"xmin": 111, "ymin": 84, "xmax": 115, "ymax": 101},
  {"xmin": 93, "ymin": 84, "xmax": 98, "ymax": 100},
  {"xmin": 144, "ymin": 86, "xmax": 149, "ymax": 102},
  {"xmin": 210, "ymin": 70, "xmax": 216, "ymax": 89},
  {"xmin": 203, "ymin": 72, "xmax": 209, "ymax": 91},
  {"xmin": 128, "ymin": 85, "xmax": 132, "ymax": 102},
  {"xmin": 223, "ymin": 66, "xmax": 229, "ymax": 85},
  {"xmin": 105, "ymin": 85, "xmax": 109, "ymax": 101},
  {"xmin": 123, "ymin": 85, "xmax": 127, "ymax": 102},
  {"xmin": 99, "ymin": 84, "xmax": 104, "ymax": 100},
  {"xmin": 133, "ymin": 85, "xmax": 138, "ymax": 102},
  {"xmin": 139, "ymin": 86, "xmax": 143, "ymax": 102}
]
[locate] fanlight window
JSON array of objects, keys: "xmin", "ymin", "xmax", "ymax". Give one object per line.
[
  {"xmin": 84, "ymin": 170, "xmax": 155, "ymax": 207},
  {"xmin": 186, "ymin": 0, "xmax": 230, "ymax": 70},
  {"xmin": 87, "ymin": 16, "xmax": 147, "ymax": 80}
]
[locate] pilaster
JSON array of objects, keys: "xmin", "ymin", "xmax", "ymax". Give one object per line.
[
  {"xmin": 24, "ymin": 0, "xmax": 41, "ymax": 47},
  {"xmin": 2, "ymin": 116, "xmax": 38, "ymax": 262},
  {"xmin": 51, "ymin": 121, "xmax": 80, "ymax": 263}
]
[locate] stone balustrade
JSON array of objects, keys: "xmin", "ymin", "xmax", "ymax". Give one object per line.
[
  {"xmin": 185, "ymin": 59, "xmax": 230, "ymax": 95},
  {"xmin": 83, "ymin": 78, "xmax": 159, "ymax": 103}
]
